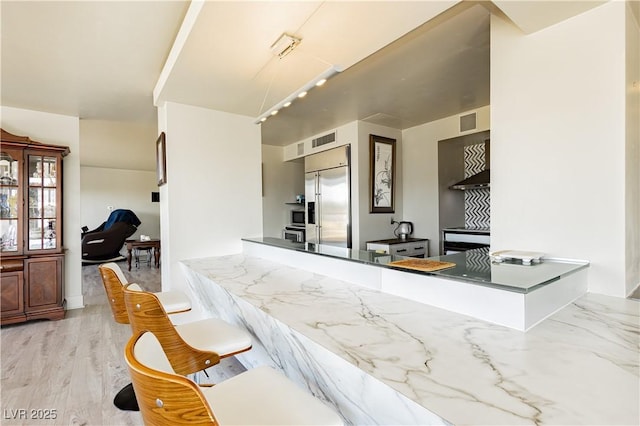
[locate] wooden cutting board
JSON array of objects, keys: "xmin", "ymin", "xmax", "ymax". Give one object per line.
[{"xmin": 388, "ymin": 258, "xmax": 456, "ymax": 272}]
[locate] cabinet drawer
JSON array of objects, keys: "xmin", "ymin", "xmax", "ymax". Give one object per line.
[{"xmin": 390, "ymin": 243, "xmax": 426, "ymax": 257}]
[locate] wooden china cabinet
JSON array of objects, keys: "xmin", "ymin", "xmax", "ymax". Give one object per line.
[{"xmin": 0, "ymin": 129, "xmax": 69, "ymax": 325}]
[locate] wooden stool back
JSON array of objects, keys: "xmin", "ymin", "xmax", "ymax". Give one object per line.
[
  {"xmin": 125, "ymin": 331, "xmax": 218, "ymax": 425},
  {"xmin": 123, "ymin": 285, "xmax": 220, "ymax": 375},
  {"xmin": 98, "ymin": 263, "xmax": 130, "ymax": 324}
]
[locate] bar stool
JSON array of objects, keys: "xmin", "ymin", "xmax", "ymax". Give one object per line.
[
  {"xmin": 126, "ymin": 330, "xmax": 344, "ymax": 426},
  {"xmin": 98, "ymin": 262, "xmax": 192, "ymax": 411},
  {"xmin": 122, "ymin": 284, "xmax": 252, "ymax": 377},
  {"xmin": 98, "ymin": 262, "xmax": 191, "ymax": 320}
]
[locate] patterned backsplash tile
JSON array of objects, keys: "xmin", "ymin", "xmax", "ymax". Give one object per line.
[{"xmin": 463, "ymin": 144, "xmax": 490, "ymax": 228}]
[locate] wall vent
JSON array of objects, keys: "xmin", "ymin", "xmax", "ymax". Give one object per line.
[
  {"xmin": 297, "ymin": 142, "xmax": 305, "ymax": 156},
  {"xmin": 460, "ymin": 113, "xmax": 477, "ymax": 132},
  {"xmin": 312, "ymin": 132, "xmax": 336, "ymax": 148}
]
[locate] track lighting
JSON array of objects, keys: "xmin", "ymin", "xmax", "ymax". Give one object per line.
[{"xmin": 255, "ymin": 65, "xmax": 341, "ymax": 124}]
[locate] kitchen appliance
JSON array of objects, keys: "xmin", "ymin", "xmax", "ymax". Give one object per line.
[
  {"xmin": 291, "ymin": 210, "xmax": 305, "ymax": 227},
  {"xmin": 449, "ymin": 139, "xmax": 490, "ymax": 190},
  {"xmin": 283, "ymin": 226, "xmax": 305, "ymax": 243},
  {"xmin": 393, "ymin": 221, "xmax": 413, "ymax": 240},
  {"xmin": 442, "ymin": 227, "xmax": 490, "ymax": 254},
  {"xmin": 305, "ymin": 145, "xmax": 351, "ymax": 248}
]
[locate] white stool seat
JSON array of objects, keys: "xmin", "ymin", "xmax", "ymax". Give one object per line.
[
  {"xmin": 100, "ymin": 262, "xmax": 193, "ymax": 317},
  {"xmin": 176, "ymin": 318, "xmax": 252, "ymax": 356},
  {"xmin": 203, "ymin": 366, "xmax": 343, "ymax": 425},
  {"xmin": 126, "ymin": 282, "xmax": 192, "ymax": 315},
  {"xmin": 154, "ymin": 290, "xmax": 191, "ymax": 313},
  {"xmin": 129, "ymin": 331, "xmax": 343, "ymax": 425}
]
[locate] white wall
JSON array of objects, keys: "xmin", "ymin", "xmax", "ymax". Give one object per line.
[
  {"xmin": 79, "ymin": 118, "xmax": 160, "ymax": 241},
  {"xmin": 79, "ymin": 119, "xmax": 157, "ymax": 171},
  {"xmin": 80, "ymin": 167, "xmax": 159, "ymax": 239},
  {"xmin": 625, "ymin": 1, "xmax": 640, "ymax": 295},
  {"xmin": 491, "ymin": 2, "xmax": 630, "ymax": 297},
  {"xmin": 261, "ymin": 145, "xmax": 304, "ymax": 238},
  {"xmin": 402, "ymin": 106, "xmax": 490, "ymax": 256},
  {"xmin": 1, "ymin": 106, "xmax": 83, "ymax": 309},
  {"xmin": 356, "ymin": 122, "xmax": 403, "ymax": 249},
  {"xmin": 158, "ymin": 102, "xmax": 262, "ymax": 319}
]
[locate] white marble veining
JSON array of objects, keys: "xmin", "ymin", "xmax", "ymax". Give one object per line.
[{"xmin": 181, "ymin": 254, "xmax": 639, "ymax": 425}]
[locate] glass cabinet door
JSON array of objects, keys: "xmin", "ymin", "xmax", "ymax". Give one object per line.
[
  {"xmin": 27, "ymin": 154, "xmax": 60, "ymax": 251},
  {"xmin": 0, "ymin": 149, "xmax": 22, "ymax": 253}
]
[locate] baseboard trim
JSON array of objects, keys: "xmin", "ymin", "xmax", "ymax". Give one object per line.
[{"xmin": 65, "ymin": 295, "xmax": 85, "ymax": 310}]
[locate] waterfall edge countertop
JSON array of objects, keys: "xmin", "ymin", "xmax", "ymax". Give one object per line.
[{"xmin": 182, "ymin": 253, "xmax": 639, "ymax": 425}]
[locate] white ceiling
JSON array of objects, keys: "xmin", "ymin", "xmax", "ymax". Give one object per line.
[
  {"xmin": 261, "ymin": 2, "xmax": 491, "ymax": 146},
  {"xmin": 1, "ymin": 1, "xmax": 609, "ymax": 148},
  {"xmin": 1, "ymin": 1, "xmax": 190, "ymax": 124},
  {"xmin": 154, "ymin": 1, "xmax": 458, "ymax": 120}
]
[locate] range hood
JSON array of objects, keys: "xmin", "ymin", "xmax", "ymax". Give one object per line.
[{"xmin": 450, "ymin": 169, "xmax": 490, "ymax": 190}]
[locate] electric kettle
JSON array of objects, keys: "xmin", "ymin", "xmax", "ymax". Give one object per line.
[{"xmin": 394, "ymin": 221, "xmax": 413, "ymax": 240}]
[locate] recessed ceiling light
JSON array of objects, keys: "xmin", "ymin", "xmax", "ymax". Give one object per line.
[
  {"xmin": 260, "ymin": 117, "xmax": 267, "ymax": 122},
  {"xmin": 254, "ymin": 65, "xmax": 341, "ymax": 124}
]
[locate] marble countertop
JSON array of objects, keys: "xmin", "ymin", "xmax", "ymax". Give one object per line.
[
  {"xmin": 183, "ymin": 254, "xmax": 639, "ymax": 425},
  {"xmin": 243, "ymin": 237, "xmax": 589, "ymax": 293}
]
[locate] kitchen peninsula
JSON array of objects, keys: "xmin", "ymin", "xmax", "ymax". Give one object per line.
[
  {"xmin": 180, "ymin": 238, "xmax": 639, "ymax": 425},
  {"xmin": 241, "ymin": 238, "xmax": 589, "ymax": 331}
]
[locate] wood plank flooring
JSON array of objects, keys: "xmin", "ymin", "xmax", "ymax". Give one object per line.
[{"xmin": 1, "ymin": 260, "xmax": 245, "ymax": 425}]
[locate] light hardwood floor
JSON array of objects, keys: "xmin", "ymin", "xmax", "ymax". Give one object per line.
[{"xmin": 1, "ymin": 260, "xmax": 244, "ymax": 426}]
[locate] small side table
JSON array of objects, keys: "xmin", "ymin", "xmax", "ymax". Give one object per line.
[{"xmin": 125, "ymin": 238, "xmax": 161, "ymax": 271}]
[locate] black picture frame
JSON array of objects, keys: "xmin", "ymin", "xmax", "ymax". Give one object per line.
[
  {"xmin": 156, "ymin": 132, "xmax": 166, "ymax": 186},
  {"xmin": 369, "ymin": 134, "xmax": 396, "ymax": 213}
]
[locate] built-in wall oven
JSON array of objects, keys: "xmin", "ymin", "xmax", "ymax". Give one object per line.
[
  {"xmin": 441, "ymin": 228, "xmax": 490, "ymax": 254},
  {"xmin": 283, "ymin": 226, "xmax": 305, "ymax": 243},
  {"xmin": 291, "ymin": 210, "xmax": 305, "ymax": 227}
]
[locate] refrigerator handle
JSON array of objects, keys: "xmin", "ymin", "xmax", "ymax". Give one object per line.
[{"xmin": 316, "ymin": 172, "xmax": 321, "ymax": 243}]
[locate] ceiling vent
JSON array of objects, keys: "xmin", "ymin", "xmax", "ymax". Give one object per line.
[
  {"xmin": 362, "ymin": 112, "xmax": 408, "ymax": 129},
  {"xmin": 270, "ymin": 33, "xmax": 301, "ymax": 59},
  {"xmin": 460, "ymin": 112, "xmax": 477, "ymax": 132},
  {"xmin": 312, "ymin": 132, "xmax": 336, "ymax": 148}
]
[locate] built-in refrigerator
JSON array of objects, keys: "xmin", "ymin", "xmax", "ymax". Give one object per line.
[{"xmin": 305, "ymin": 145, "xmax": 351, "ymax": 248}]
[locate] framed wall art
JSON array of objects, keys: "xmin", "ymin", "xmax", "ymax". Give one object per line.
[
  {"xmin": 369, "ymin": 134, "xmax": 395, "ymax": 213},
  {"xmin": 156, "ymin": 132, "xmax": 166, "ymax": 186}
]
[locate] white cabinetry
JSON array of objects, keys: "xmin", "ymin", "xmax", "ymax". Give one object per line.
[{"xmin": 366, "ymin": 238, "xmax": 429, "ymax": 258}]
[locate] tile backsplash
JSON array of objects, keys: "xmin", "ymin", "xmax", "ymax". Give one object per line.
[{"xmin": 463, "ymin": 143, "xmax": 490, "ymax": 229}]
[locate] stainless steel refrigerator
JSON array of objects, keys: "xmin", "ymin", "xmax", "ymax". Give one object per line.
[{"xmin": 305, "ymin": 145, "xmax": 351, "ymax": 248}]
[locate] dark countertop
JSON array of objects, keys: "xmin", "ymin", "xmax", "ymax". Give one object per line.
[
  {"xmin": 442, "ymin": 227, "xmax": 490, "ymax": 234},
  {"xmin": 242, "ymin": 237, "xmax": 589, "ymax": 294},
  {"xmin": 366, "ymin": 237, "xmax": 428, "ymax": 244}
]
